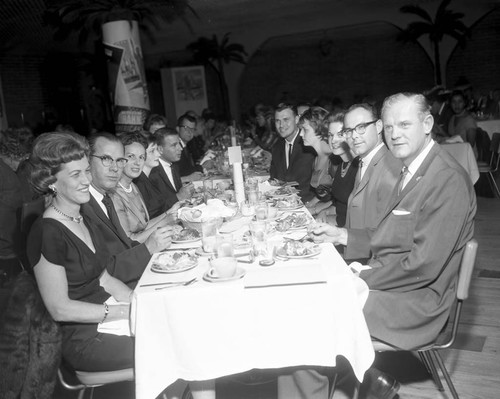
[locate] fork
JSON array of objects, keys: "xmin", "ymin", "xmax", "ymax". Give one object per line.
[{"xmin": 155, "ymin": 277, "xmax": 197, "ymax": 290}]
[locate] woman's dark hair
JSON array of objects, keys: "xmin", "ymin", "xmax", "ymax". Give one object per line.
[
  {"xmin": 29, "ymin": 132, "xmax": 89, "ymax": 195},
  {"xmin": 143, "ymin": 114, "xmax": 168, "ymax": 131},
  {"xmin": 299, "ymin": 106, "xmax": 329, "ymax": 140},
  {"xmin": 120, "ymin": 131, "xmax": 148, "ymax": 150}
]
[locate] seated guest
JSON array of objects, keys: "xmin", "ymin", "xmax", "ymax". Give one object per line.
[
  {"xmin": 316, "ymin": 111, "xmax": 359, "ymax": 227},
  {"xmin": 305, "ymin": 93, "xmax": 476, "ymax": 399},
  {"xmin": 249, "ymin": 106, "xmax": 279, "ymax": 152},
  {"xmin": 298, "ymin": 107, "xmax": 333, "ymax": 212},
  {"xmin": 111, "ymin": 132, "xmax": 176, "ymax": 243},
  {"xmin": 82, "ymin": 132, "xmax": 173, "ymax": 285},
  {"xmin": 270, "ymin": 102, "xmax": 316, "ymax": 202},
  {"xmin": 425, "ymin": 85, "xmax": 453, "ymax": 141},
  {"xmin": 185, "ymin": 110, "xmax": 208, "ymax": 163},
  {"xmin": 143, "ymin": 113, "xmax": 167, "ymax": 134},
  {"xmin": 342, "ymin": 103, "xmax": 400, "ymax": 247},
  {"xmin": 27, "ymin": 132, "xmax": 134, "ymax": 372},
  {"xmin": 176, "ymin": 113, "xmax": 204, "ymax": 181},
  {"xmin": 0, "ymin": 128, "xmax": 34, "ymax": 283},
  {"xmin": 446, "ymin": 90, "xmax": 478, "ymax": 145},
  {"xmin": 150, "ymin": 128, "xmax": 195, "ymax": 211},
  {"xmin": 27, "ymin": 131, "xmax": 216, "ymax": 398},
  {"xmin": 134, "ymin": 131, "xmax": 171, "ymax": 218}
]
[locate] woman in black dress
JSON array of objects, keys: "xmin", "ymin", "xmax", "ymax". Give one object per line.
[
  {"xmin": 316, "ymin": 112, "xmax": 359, "ymax": 227},
  {"xmin": 27, "ymin": 132, "xmax": 133, "ymax": 372}
]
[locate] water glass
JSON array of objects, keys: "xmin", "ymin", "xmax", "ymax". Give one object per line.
[
  {"xmin": 216, "ymin": 234, "xmax": 234, "ymax": 258},
  {"xmin": 249, "ymin": 220, "xmax": 267, "ymax": 255},
  {"xmin": 201, "ymin": 218, "xmax": 218, "ymax": 253},
  {"xmin": 255, "ymin": 201, "xmax": 269, "ymax": 220},
  {"xmin": 247, "ymin": 188, "xmax": 259, "ymax": 205}
]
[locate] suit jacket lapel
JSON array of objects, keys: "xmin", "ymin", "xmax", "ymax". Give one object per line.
[
  {"xmin": 385, "ymin": 144, "xmax": 441, "ymax": 214},
  {"xmin": 157, "ymin": 164, "xmax": 177, "ymax": 192},
  {"xmin": 353, "ymin": 146, "xmax": 387, "ymax": 196},
  {"xmin": 87, "ymin": 195, "xmax": 132, "ymax": 246}
]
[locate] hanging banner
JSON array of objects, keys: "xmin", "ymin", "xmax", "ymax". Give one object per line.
[{"xmin": 102, "ymin": 20, "xmax": 149, "ymax": 132}]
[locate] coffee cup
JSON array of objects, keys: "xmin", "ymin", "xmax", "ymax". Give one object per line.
[{"xmin": 209, "ymin": 257, "xmax": 237, "ymax": 278}]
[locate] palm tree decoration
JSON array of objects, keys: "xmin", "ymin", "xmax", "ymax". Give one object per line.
[
  {"xmin": 398, "ymin": 0, "xmax": 470, "ymax": 85},
  {"xmin": 187, "ymin": 33, "xmax": 247, "ymax": 119},
  {"xmin": 44, "ymin": 0, "xmax": 196, "ymax": 131}
]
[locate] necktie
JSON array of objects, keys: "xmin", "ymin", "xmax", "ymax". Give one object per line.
[
  {"xmin": 397, "ymin": 167, "xmax": 409, "ymax": 196},
  {"xmin": 287, "ymin": 143, "xmax": 293, "ymax": 168},
  {"xmin": 354, "ymin": 160, "xmax": 363, "ymax": 188},
  {"xmin": 102, "ymin": 194, "xmax": 122, "ymax": 230}
]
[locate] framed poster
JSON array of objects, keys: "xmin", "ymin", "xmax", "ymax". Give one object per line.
[{"xmin": 161, "ymin": 66, "xmax": 208, "ymax": 121}]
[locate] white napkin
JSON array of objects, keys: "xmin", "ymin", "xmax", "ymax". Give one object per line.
[
  {"xmin": 97, "ymin": 297, "xmax": 131, "ymax": 337},
  {"xmin": 178, "ymin": 199, "xmax": 236, "ymax": 222}
]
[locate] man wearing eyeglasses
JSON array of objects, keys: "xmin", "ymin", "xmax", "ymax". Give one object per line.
[
  {"xmin": 176, "ymin": 113, "xmax": 204, "ymax": 181},
  {"xmin": 82, "ymin": 132, "xmax": 174, "ymax": 286},
  {"xmin": 270, "ymin": 103, "xmax": 316, "ymax": 202},
  {"xmin": 306, "ymin": 93, "xmax": 476, "ymax": 398},
  {"xmin": 343, "ymin": 103, "xmax": 401, "ymax": 253}
]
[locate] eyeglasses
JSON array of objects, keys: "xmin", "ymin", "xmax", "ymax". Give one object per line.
[
  {"xmin": 91, "ymin": 154, "xmax": 128, "ymax": 168},
  {"xmin": 340, "ymin": 120, "xmax": 378, "ymax": 138},
  {"xmin": 179, "ymin": 125, "xmax": 195, "ymax": 132}
]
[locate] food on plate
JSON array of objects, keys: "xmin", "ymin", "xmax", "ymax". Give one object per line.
[
  {"xmin": 152, "ymin": 252, "xmax": 198, "ymax": 272},
  {"xmin": 280, "ymin": 239, "xmax": 319, "ymax": 257},
  {"xmin": 272, "ymin": 196, "xmax": 302, "ymax": 209},
  {"xmin": 266, "ymin": 186, "xmax": 297, "ymax": 198},
  {"xmin": 173, "ymin": 227, "xmax": 201, "ymax": 241},
  {"xmin": 275, "ymin": 213, "xmax": 310, "ymax": 231}
]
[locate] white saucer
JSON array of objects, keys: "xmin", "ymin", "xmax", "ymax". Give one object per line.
[
  {"xmin": 203, "ymin": 267, "xmax": 246, "ymax": 283},
  {"xmin": 195, "ymin": 247, "xmax": 215, "ymax": 256}
]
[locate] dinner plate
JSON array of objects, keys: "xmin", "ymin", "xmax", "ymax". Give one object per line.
[
  {"xmin": 203, "ymin": 267, "xmax": 246, "ymax": 283},
  {"xmin": 276, "ymin": 203, "xmax": 304, "ymax": 211},
  {"xmin": 275, "ymin": 246, "xmax": 321, "ymax": 259},
  {"xmin": 172, "ymin": 237, "xmax": 201, "ymax": 244},
  {"xmin": 151, "ymin": 252, "xmax": 198, "ymax": 273}
]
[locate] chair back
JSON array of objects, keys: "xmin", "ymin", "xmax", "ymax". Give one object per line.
[
  {"xmin": 18, "ymin": 197, "xmax": 46, "ymax": 269},
  {"xmin": 456, "ymin": 239, "xmax": 478, "ymax": 301},
  {"xmin": 489, "ymin": 133, "xmax": 500, "ymax": 171}
]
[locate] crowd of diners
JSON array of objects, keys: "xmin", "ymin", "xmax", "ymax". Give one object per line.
[{"xmin": 0, "ymin": 87, "xmax": 478, "ymax": 399}]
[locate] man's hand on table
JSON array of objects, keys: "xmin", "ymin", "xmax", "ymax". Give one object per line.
[
  {"xmin": 177, "ymin": 183, "xmax": 195, "ymax": 201},
  {"xmin": 145, "ymin": 226, "xmax": 174, "ymax": 254},
  {"xmin": 308, "ymin": 222, "xmax": 348, "ymax": 246}
]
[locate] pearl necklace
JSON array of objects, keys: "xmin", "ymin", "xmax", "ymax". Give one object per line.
[
  {"xmin": 51, "ymin": 205, "xmax": 83, "ymax": 223},
  {"xmin": 118, "ymin": 182, "xmax": 133, "ymax": 194}
]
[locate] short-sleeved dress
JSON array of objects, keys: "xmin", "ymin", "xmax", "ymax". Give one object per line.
[
  {"xmin": 330, "ymin": 157, "xmax": 359, "ymax": 227},
  {"xmin": 27, "ymin": 217, "xmax": 134, "ymax": 372}
]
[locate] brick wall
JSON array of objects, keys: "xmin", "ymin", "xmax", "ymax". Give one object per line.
[
  {"xmin": 239, "ymin": 22, "xmax": 434, "ymax": 113},
  {"xmin": 447, "ymin": 9, "xmax": 500, "ymax": 94}
]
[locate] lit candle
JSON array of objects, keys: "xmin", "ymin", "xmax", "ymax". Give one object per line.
[{"xmin": 21, "ymin": 113, "xmax": 24, "ymax": 124}]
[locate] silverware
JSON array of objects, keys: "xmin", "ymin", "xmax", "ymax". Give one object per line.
[
  {"xmin": 245, "ymin": 281, "xmax": 327, "ymax": 289},
  {"xmin": 155, "ymin": 277, "xmax": 198, "ymax": 290}
]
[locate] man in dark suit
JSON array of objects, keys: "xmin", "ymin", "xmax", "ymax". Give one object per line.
[
  {"xmin": 150, "ymin": 128, "xmax": 195, "ymax": 211},
  {"xmin": 426, "ymin": 86, "xmax": 454, "ymax": 140},
  {"xmin": 175, "ymin": 113, "xmax": 204, "ymax": 181},
  {"xmin": 270, "ymin": 103, "xmax": 316, "ymax": 202},
  {"xmin": 343, "ymin": 103, "xmax": 401, "ymax": 259},
  {"xmin": 307, "ymin": 93, "xmax": 476, "ymax": 398},
  {"xmin": 82, "ymin": 132, "xmax": 173, "ymax": 285}
]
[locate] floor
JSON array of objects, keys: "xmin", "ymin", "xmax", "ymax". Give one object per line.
[{"xmin": 2, "ymin": 183, "xmax": 499, "ymax": 399}]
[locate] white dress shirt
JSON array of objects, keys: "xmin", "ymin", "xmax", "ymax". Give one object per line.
[
  {"xmin": 359, "ymin": 142, "xmax": 385, "ymax": 181},
  {"xmin": 89, "ymin": 185, "xmax": 109, "ymax": 217},
  {"xmin": 158, "ymin": 158, "xmax": 177, "ymax": 191},
  {"xmin": 401, "ymin": 139, "xmax": 435, "ymax": 190}
]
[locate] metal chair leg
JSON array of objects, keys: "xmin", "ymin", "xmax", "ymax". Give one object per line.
[
  {"xmin": 432, "ymin": 350, "xmax": 460, "ymax": 399},
  {"xmin": 328, "ymin": 373, "xmax": 337, "ymax": 399},
  {"xmin": 418, "ymin": 351, "xmax": 432, "ymax": 374},
  {"xmin": 488, "ymin": 172, "xmax": 500, "ymax": 198},
  {"xmin": 422, "ymin": 350, "xmax": 445, "ymax": 391}
]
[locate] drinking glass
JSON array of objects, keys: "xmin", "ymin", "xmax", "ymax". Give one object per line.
[
  {"xmin": 255, "ymin": 201, "xmax": 269, "ymax": 221},
  {"xmin": 201, "ymin": 218, "xmax": 218, "ymax": 253},
  {"xmin": 249, "ymin": 220, "xmax": 267, "ymax": 255},
  {"xmin": 216, "ymin": 234, "xmax": 234, "ymax": 258}
]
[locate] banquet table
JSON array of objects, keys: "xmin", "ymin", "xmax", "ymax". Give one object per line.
[
  {"xmin": 441, "ymin": 142, "xmax": 479, "ymax": 184},
  {"xmin": 477, "ymin": 119, "xmax": 500, "ymax": 139},
  {"xmin": 131, "ymin": 209, "xmax": 375, "ymax": 399}
]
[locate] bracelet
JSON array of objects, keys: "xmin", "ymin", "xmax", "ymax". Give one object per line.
[{"xmin": 100, "ymin": 302, "xmax": 109, "ymax": 324}]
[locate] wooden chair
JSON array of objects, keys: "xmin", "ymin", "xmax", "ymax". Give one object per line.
[
  {"xmin": 478, "ymin": 132, "xmax": 500, "ymax": 197},
  {"xmin": 372, "ymin": 239, "xmax": 478, "ymax": 399},
  {"xmin": 57, "ymin": 363, "xmax": 134, "ymax": 399}
]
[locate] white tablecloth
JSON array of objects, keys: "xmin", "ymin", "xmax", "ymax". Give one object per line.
[
  {"xmin": 441, "ymin": 143, "xmax": 479, "ymax": 184},
  {"xmin": 477, "ymin": 119, "xmax": 500, "ymax": 139},
  {"xmin": 131, "ymin": 218, "xmax": 374, "ymax": 399}
]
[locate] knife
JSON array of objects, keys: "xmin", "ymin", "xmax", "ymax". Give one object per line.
[{"xmin": 244, "ymin": 281, "xmax": 327, "ymax": 289}]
